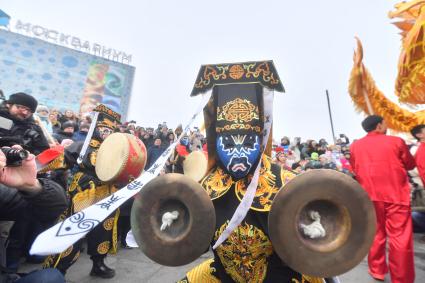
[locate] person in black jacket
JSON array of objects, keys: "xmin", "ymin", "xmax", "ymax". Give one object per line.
[
  {"xmin": 146, "ymin": 137, "xmax": 165, "ymax": 169},
  {"xmin": 52, "ymin": 121, "xmax": 75, "ymax": 144},
  {"xmin": 0, "ymin": 93, "xmax": 49, "ymax": 155},
  {"xmin": 141, "ymin": 129, "xmax": 154, "ymax": 149},
  {"xmin": 0, "ymin": 146, "xmax": 67, "ymax": 283}
]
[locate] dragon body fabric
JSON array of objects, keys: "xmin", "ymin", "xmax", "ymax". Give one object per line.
[{"xmin": 349, "ymin": 0, "xmax": 425, "ymax": 132}]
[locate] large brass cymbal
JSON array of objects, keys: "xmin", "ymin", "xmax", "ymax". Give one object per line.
[
  {"xmin": 268, "ymin": 169, "xmax": 376, "ymax": 277},
  {"xmin": 131, "ymin": 173, "xmax": 215, "ymax": 266}
]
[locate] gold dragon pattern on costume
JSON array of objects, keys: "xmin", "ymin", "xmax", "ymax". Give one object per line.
[{"xmin": 349, "ymin": 0, "xmax": 425, "ymax": 132}]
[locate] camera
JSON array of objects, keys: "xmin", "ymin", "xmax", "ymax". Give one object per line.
[{"xmin": 1, "ymin": 147, "xmax": 28, "ymax": 167}]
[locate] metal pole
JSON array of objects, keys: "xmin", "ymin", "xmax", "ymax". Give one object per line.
[{"xmin": 326, "ymin": 90, "xmax": 336, "ymax": 144}]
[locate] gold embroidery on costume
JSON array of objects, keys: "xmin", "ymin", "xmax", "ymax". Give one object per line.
[
  {"xmin": 110, "ymin": 209, "xmax": 120, "ymax": 254},
  {"xmin": 202, "ymin": 155, "xmax": 284, "ymax": 211},
  {"xmin": 234, "ymin": 155, "xmax": 282, "ymax": 211},
  {"xmin": 281, "ymin": 169, "xmax": 296, "ymax": 185},
  {"xmin": 214, "ymin": 222, "xmax": 273, "ymax": 283},
  {"xmin": 292, "ymin": 275, "xmax": 324, "ymax": 283},
  {"xmin": 216, "ymin": 98, "xmax": 260, "ymax": 134},
  {"xmin": 72, "ymin": 184, "xmax": 116, "ymax": 212},
  {"xmin": 94, "ymin": 104, "xmax": 121, "ymax": 121},
  {"xmin": 229, "ymin": 64, "xmax": 245, "ymax": 80},
  {"xmin": 97, "ymin": 241, "xmax": 110, "ymax": 255},
  {"xmin": 103, "ymin": 218, "xmax": 114, "ymax": 231},
  {"xmin": 43, "ymin": 255, "xmax": 54, "ymax": 268},
  {"xmin": 38, "ymin": 153, "xmax": 66, "ymax": 173},
  {"xmin": 68, "ymin": 172, "xmax": 83, "ymax": 193},
  {"xmin": 57, "ymin": 208, "xmax": 69, "ymax": 222},
  {"xmin": 72, "ymin": 187, "xmax": 96, "ymax": 212},
  {"xmin": 201, "ymin": 167, "xmax": 233, "ymax": 200},
  {"xmin": 192, "ymin": 61, "xmax": 282, "ymax": 95},
  {"xmin": 90, "ymin": 151, "xmax": 97, "ymax": 166},
  {"xmin": 216, "ymin": 124, "xmax": 261, "ymax": 134},
  {"xmin": 89, "ymin": 139, "xmax": 101, "ymax": 148},
  {"xmin": 97, "ymin": 117, "xmax": 117, "ymax": 129},
  {"xmin": 61, "ymin": 245, "xmax": 73, "ymax": 258},
  {"xmin": 186, "ymin": 258, "xmax": 220, "ymax": 283}
]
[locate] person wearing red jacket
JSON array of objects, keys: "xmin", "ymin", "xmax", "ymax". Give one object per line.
[
  {"xmin": 411, "ymin": 124, "xmax": 425, "ymax": 185},
  {"xmin": 410, "ymin": 125, "xmax": 425, "ymax": 235},
  {"xmin": 350, "ymin": 115, "xmax": 416, "ymax": 283}
]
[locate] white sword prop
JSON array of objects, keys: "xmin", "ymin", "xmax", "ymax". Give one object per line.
[
  {"xmin": 30, "ymin": 92, "xmax": 212, "ymax": 256},
  {"xmin": 77, "ymin": 111, "xmax": 99, "ymax": 164}
]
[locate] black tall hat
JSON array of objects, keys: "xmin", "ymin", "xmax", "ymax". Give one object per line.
[
  {"xmin": 190, "ymin": 61, "xmax": 284, "ymax": 96},
  {"xmin": 87, "ymin": 104, "xmax": 121, "ymax": 146},
  {"xmin": 190, "ymin": 60, "xmax": 285, "ymax": 170}
]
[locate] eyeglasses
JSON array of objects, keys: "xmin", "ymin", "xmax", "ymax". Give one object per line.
[
  {"xmin": 99, "ymin": 128, "xmax": 113, "ymax": 135},
  {"xmin": 15, "ymin": 104, "xmax": 32, "ymax": 113}
]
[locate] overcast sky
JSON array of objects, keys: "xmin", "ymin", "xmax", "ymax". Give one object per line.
[{"xmin": 2, "ymin": 0, "xmax": 406, "ymax": 142}]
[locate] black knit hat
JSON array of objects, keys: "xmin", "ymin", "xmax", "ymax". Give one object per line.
[
  {"xmin": 62, "ymin": 121, "xmax": 75, "ymax": 130},
  {"xmin": 361, "ymin": 115, "xmax": 383, "ymax": 132},
  {"xmin": 7, "ymin": 92, "xmax": 38, "ymax": 113}
]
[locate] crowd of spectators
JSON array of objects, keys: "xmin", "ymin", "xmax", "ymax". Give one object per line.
[
  {"xmin": 271, "ymin": 134, "xmax": 353, "ymax": 176},
  {"xmin": 0, "ymin": 92, "xmax": 209, "ymax": 282},
  {"xmin": 1, "ymin": 91, "xmax": 424, "ymax": 282},
  {"xmin": 0, "ymin": 93, "xmax": 355, "ymax": 179}
]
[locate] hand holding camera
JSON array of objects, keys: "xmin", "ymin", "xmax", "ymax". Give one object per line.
[
  {"xmin": 0, "ymin": 145, "xmax": 41, "ymax": 192},
  {"xmin": 1, "ymin": 146, "xmax": 29, "ymax": 166}
]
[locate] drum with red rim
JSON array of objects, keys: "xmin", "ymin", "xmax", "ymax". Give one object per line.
[{"xmin": 95, "ymin": 133, "xmax": 147, "ymax": 184}]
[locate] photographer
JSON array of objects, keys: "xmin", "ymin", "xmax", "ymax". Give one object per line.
[
  {"xmin": 0, "ymin": 146, "xmax": 67, "ymax": 283},
  {"xmin": 336, "ymin": 133, "xmax": 350, "ymax": 146},
  {"xmin": 0, "ymin": 93, "xmax": 49, "ymax": 155},
  {"xmin": 141, "ymin": 128, "xmax": 154, "ymax": 148}
]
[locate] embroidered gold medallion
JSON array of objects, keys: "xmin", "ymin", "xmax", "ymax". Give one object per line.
[
  {"xmin": 217, "ymin": 97, "xmax": 259, "ymax": 123},
  {"xmin": 103, "ymin": 217, "xmax": 114, "ymax": 231},
  {"xmin": 97, "ymin": 241, "xmax": 111, "ymax": 255},
  {"xmin": 214, "ymin": 222, "xmax": 273, "ymax": 283}
]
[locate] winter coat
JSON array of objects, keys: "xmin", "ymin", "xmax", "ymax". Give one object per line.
[
  {"xmin": 72, "ymin": 131, "xmax": 88, "ymax": 142},
  {"xmin": 146, "ymin": 145, "xmax": 165, "ymax": 169},
  {"xmin": 53, "ymin": 131, "xmax": 74, "ymax": 144},
  {"xmin": 0, "ymin": 179, "xmax": 68, "ymax": 283},
  {"xmin": 0, "ymin": 107, "xmax": 49, "ymax": 155}
]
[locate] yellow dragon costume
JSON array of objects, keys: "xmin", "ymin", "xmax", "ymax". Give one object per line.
[{"xmin": 349, "ymin": 0, "xmax": 425, "ymax": 132}]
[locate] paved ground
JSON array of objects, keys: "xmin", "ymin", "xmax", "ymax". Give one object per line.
[{"xmin": 20, "ymin": 235, "xmax": 425, "ymax": 282}]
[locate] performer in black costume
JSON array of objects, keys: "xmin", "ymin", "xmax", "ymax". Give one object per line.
[
  {"xmin": 43, "ymin": 105, "xmax": 121, "ymax": 279},
  {"xmin": 178, "ymin": 61, "xmax": 322, "ymax": 283}
]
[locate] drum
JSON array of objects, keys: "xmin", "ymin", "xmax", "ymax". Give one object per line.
[
  {"xmin": 95, "ymin": 133, "xmax": 147, "ymax": 184},
  {"xmin": 183, "ymin": 151, "xmax": 208, "ymax": 182}
]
